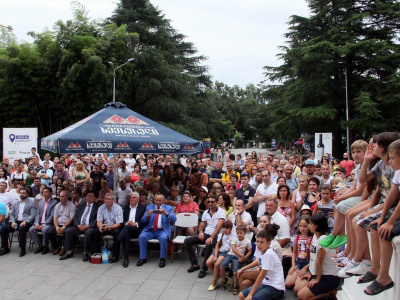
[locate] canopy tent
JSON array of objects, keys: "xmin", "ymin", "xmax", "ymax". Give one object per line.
[{"xmin": 41, "ymin": 102, "xmax": 202, "ymax": 154}]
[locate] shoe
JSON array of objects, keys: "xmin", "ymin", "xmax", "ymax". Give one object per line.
[
  {"xmin": 136, "ymin": 259, "xmax": 147, "ymax": 266},
  {"xmin": 59, "ymin": 252, "xmax": 73, "ymax": 260},
  {"xmin": 329, "ymin": 235, "xmax": 347, "ymax": 249},
  {"xmin": 159, "ymin": 259, "xmax": 166, "ymax": 268},
  {"xmin": 41, "ymin": 246, "xmax": 50, "ymax": 255},
  {"xmin": 34, "ymin": 245, "xmax": 44, "ymax": 254},
  {"xmin": 198, "ymin": 269, "xmax": 207, "ymax": 278},
  {"xmin": 187, "ymin": 265, "xmax": 200, "ymax": 273},
  {"xmin": 208, "ymin": 284, "xmax": 216, "ymax": 291},
  {"xmin": 109, "ymin": 256, "xmax": 118, "ymax": 263},
  {"xmin": 320, "ymin": 234, "xmax": 335, "ymax": 247},
  {"xmin": 332, "ymin": 250, "xmax": 346, "ymax": 261},
  {"xmin": 19, "ymin": 248, "xmax": 26, "ymax": 257},
  {"xmin": 123, "ymin": 257, "xmax": 129, "ymax": 268},
  {"xmin": 337, "ymin": 260, "xmax": 354, "ymax": 278},
  {"xmin": 346, "ymin": 262, "xmax": 370, "ymax": 276},
  {"xmin": 0, "ymin": 248, "xmax": 10, "ymax": 256},
  {"xmin": 59, "ymin": 249, "xmax": 66, "ymax": 256},
  {"xmin": 53, "ymin": 246, "xmax": 61, "ymax": 255},
  {"xmin": 337, "ymin": 257, "xmax": 349, "ymax": 268},
  {"xmin": 83, "ymin": 252, "xmax": 90, "ymax": 262}
]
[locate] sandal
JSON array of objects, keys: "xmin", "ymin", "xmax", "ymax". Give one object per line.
[
  {"xmin": 332, "ymin": 251, "xmax": 346, "ymax": 261},
  {"xmin": 221, "ymin": 278, "xmax": 227, "ymax": 290},
  {"xmin": 364, "ymin": 280, "xmax": 394, "ymax": 295},
  {"xmin": 233, "ymin": 286, "xmax": 239, "ymax": 295},
  {"xmin": 337, "ymin": 257, "xmax": 349, "ymax": 268},
  {"xmin": 358, "ymin": 271, "xmax": 377, "ymax": 284}
]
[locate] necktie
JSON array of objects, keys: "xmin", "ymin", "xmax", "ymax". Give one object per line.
[
  {"xmin": 81, "ymin": 205, "xmax": 91, "ymax": 226},
  {"xmin": 153, "ymin": 206, "xmax": 161, "ymax": 231}
]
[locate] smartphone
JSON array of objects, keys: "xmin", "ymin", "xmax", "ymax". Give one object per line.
[
  {"xmin": 153, "ymin": 210, "xmax": 162, "ymax": 214},
  {"xmin": 319, "ymin": 208, "xmax": 334, "ymax": 217}
]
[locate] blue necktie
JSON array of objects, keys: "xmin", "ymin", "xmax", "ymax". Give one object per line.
[{"xmin": 81, "ymin": 205, "xmax": 91, "ymax": 225}]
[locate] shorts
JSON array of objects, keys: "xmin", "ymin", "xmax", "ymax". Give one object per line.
[
  {"xmin": 370, "ymin": 215, "xmax": 400, "ymax": 241},
  {"xmin": 336, "ymin": 196, "xmax": 361, "ymax": 214},
  {"xmin": 220, "ymin": 254, "xmax": 241, "ymax": 271},
  {"xmin": 295, "ymin": 258, "xmax": 309, "ymax": 270},
  {"xmin": 242, "ymin": 284, "xmax": 284, "ymax": 300},
  {"xmin": 217, "ymin": 250, "xmax": 228, "ymax": 258},
  {"xmin": 356, "ymin": 204, "xmax": 395, "ymax": 231},
  {"xmin": 309, "ymin": 275, "xmax": 341, "ymax": 296}
]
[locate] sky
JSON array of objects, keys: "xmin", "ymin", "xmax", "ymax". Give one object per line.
[{"xmin": 1, "ymin": 0, "xmax": 310, "ymax": 87}]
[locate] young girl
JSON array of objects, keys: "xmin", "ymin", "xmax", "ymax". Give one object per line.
[
  {"xmin": 285, "ymin": 216, "xmax": 313, "ymax": 289},
  {"xmin": 238, "ymin": 230, "xmax": 285, "ymax": 300},
  {"xmin": 219, "ymin": 225, "xmax": 252, "ymax": 295},
  {"xmin": 313, "ymin": 185, "xmax": 335, "ymax": 234},
  {"xmin": 206, "ymin": 220, "xmax": 235, "ymax": 291},
  {"xmin": 295, "ymin": 214, "xmax": 340, "ymax": 300}
]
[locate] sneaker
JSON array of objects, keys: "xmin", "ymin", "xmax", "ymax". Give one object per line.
[
  {"xmin": 320, "ymin": 234, "xmax": 335, "ymax": 247},
  {"xmin": 328, "ymin": 235, "xmax": 347, "ymax": 249},
  {"xmin": 332, "ymin": 251, "xmax": 346, "ymax": 261},
  {"xmin": 345, "ymin": 262, "xmax": 370, "ymax": 276},
  {"xmin": 208, "ymin": 284, "xmax": 216, "ymax": 291},
  {"xmin": 337, "ymin": 260, "xmax": 356, "ymax": 278}
]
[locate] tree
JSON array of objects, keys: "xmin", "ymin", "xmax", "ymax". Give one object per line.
[{"xmin": 262, "ymin": 0, "xmax": 400, "ymax": 155}]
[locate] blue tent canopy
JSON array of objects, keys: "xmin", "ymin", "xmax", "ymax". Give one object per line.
[{"xmin": 41, "ymin": 102, "xmax": 202, "ymax": 154}]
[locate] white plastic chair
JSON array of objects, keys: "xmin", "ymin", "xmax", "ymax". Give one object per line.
[{"xmin": 171, "ymin": 213, "xmax": 198, "ymax": 262}]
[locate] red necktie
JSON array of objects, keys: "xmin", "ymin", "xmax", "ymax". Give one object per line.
[{"xmin": 153, "ymin": 206, "xmax": 160, "ymax": 231}]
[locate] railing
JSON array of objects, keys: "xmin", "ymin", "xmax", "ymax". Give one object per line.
[{"xmin": 337, "ymin": 235, "xmax": 400, "ymax": 300}]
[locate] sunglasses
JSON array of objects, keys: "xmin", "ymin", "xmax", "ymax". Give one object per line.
[
  {"xmin": 208, "ymin": 201, "xmax": 215, "ymax": 203},
  {"xmin": 252, "ymin": 168, "xmax": 258, "ymax": 170},
  {"xmin": 276, "ymin": 170, "xmax": 283, "ymax": 173}
]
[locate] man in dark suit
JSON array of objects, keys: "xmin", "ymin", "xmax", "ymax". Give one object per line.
[
  {"xmin": 60, "ymin": 190, "xmax": 100, "ymax": 261},
  {"xmin": 117, "ymin": 192, "xmax": 146, "ymax": 267},
  {"xmin": 0, "ymin": 187, "xmax": 37, "ymax": 257},
  {"xmin": 137, "ymin": 193, "xmax": 177, "ymax": 268},
  {"xmin": 29, "ymin": 186, "xmax": 58, "ymax": 254}
]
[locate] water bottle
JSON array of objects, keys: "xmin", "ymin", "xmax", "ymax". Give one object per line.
[
  {"xmin": 14, "ymin": 223, "xmax": 18, "ymax": 231},
  {"xmin": 102, "ymin": 246, "xmax": 109, "ymax": 264}
]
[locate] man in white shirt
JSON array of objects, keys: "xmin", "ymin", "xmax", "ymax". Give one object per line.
[
  {"xmin": 254, "ymin": 170, "xmax": 279, "ymax": 218},
  {"xmin": 40, "ymin": 153, "xmax": 54, "ymax": 168},
  {"xmin": 229, "ymin": 199, "xmax": 253, "ymax": 233},
  {"xmin": 265, "ymin": 199, "xmax": 291, "ymax": 248},
  {"xmin": 117, "ymin": 159, "xmax": 132, "ymax": 183},
  {"xmin": 37, "ymin": 161, "xmax": 53, "ymax": 186},
  {"xmin": 117, "ymin": 179, "xmax": 132, "ymax": 208},
  {"xmin": 0, "ymin": 182, "xmax": 13, "ymax": 207}
]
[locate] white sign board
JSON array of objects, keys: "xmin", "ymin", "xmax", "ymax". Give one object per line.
[
  {"xmin": 315, "ymin": 132, "xmax": 332, "ymax": 161},
  {"xmin": 3, "ymin": 128, "xmax": 38, "ymax": 162}
]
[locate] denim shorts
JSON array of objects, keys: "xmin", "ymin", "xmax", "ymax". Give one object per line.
[
  {"xmin": 217, "ymin": 250, "xmax": 228, "ymax": 258},
  {"xmin": 242, "ymin": 284, "xmax": 284, "ymax": 300},
  {"xmin": 370, "ymin": 216, "xmax": 400, "ymax": 241},
  {"xmin": 295, "ymin": 258, "xmax": 309, "ymax": 270},
  {"xmin": 220, "ymin": 254, "xmax": 241, "ymax": 271}
]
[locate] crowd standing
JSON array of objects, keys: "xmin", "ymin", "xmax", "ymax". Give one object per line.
[{"xmin": 1, "ymin": 135, "xmax": 400, "ymax": 299}]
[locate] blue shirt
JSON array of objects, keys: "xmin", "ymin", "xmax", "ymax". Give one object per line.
[{"xmin": 0, "ymin": 202, "xmax": 6, "ymax": 225}]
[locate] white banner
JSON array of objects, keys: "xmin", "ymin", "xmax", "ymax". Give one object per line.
[
  {"xmin": 3, "ymin": 128, "xmax": 38, "ymax": 162},
  {"xmin": 315, "ymin": 132, "xmax": 333, "ymax": 161}
]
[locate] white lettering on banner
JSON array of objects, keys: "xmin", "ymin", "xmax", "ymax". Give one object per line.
[
  {"xmin": 157, "ymin": 142, "xmax": 180, "ymax": 150},
  {"xmin": 86, "ymin": 142, "xmax": 113, "ymax": 149},
  {"xmin": 99, "ymin": 127, "xmax": 159, "ymax": 136}
]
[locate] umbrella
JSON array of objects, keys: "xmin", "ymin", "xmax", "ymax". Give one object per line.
[
  {"xmin": 41, "ymin": 102, "xmax": 202, "ymax": 154},
  {"xmin": 294, "ymin": 140, "xmax": 303, "ymax": 145}
]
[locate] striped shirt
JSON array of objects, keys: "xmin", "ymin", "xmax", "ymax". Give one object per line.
[{"xmin": 97, "ymin": 203, "xmax": 123, "ymax": 225}]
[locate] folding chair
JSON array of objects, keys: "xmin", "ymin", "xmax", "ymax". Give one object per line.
[{"xmin": 170, "ymin": 213, "xmax": 198, "ymax": 262}]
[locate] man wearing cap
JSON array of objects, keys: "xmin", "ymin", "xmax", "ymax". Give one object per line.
[{"xmin": 304, "ymin": 159, "xmax": 322, "ymax": 182}]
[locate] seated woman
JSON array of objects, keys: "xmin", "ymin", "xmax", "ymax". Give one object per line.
[
  {"xmin": 217, "ymin": 192, "xmax": 233, "ymax": 219},
  {"xmin": 175, "ymin": 191, "xmax": 199, "ymax": 237},
  {"xmin": 165, "ymin": 186, "xmax": 181, "ymax": 207}
]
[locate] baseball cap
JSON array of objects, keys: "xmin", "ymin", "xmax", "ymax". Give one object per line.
[{"xmin": 305, "ymin": 159, "xmax": 315, "ymax": 166}]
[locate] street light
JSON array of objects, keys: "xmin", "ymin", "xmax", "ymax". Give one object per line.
[{"xmin": 109, "ymin": 58, "xmax": 135, "ymax": 103}]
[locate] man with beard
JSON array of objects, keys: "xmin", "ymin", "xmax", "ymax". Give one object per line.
[{"xmin": 339, "ymin": 152, "xmax": 356, "ymax": 177}]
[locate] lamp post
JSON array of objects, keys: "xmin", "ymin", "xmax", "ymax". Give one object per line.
[
  {"xmin": 108, "ymin": 58, "xmax": 134, "ymax": 195},
  {"xmin": 109, "ymin": 58, "xmax": 135, "ymax": 103}
]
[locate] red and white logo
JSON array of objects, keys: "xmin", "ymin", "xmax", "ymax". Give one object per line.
[
  {"xmin": 67, "ymin": 142, "xmax": 84, "ymax": 150},
  {"xmin": 183, "ymin": 144, "xmax": 195, "ymax": 150},
  {"xmin": 116, "ymin": 142, "xmax": 130, "ymax": 148},
  {"xmin": 139, "ymin": 142, "xmax": 155, "ymax": 150},
  {"xmin": 104, "ymin": 114, "xmax": 149, "ymax": 125}
]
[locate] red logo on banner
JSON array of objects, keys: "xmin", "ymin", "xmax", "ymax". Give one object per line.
[{"xmin": 103, "ymin": 114, "xmax": 149, "ymax": 125}]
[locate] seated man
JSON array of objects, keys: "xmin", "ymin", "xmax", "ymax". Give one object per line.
[
  {"xmin": 94, "ymin": 193, "xmax": 123, "ymax": 263},
  {"xmin": 264, "ymin": 199, "xmax": 291, "ymax": 248},
  {"xmin": 229, "ymin": 199, "xmax": 254, "ymax": 233},
  {"xmin": 29, "ymin": 187, "xmax": 58, "ymax": 254},
  {"xmin": 48, "ymin": 190, "xmax": 76, "ymax": 255},
  {"xmin": 117, "ymin": 192, "xmax": 146, "ymax": 268},
  {"xmin": 60, "ymin": 190, "xmax": 100, "ymax": 261},
  {"xmin": 184, "ymin": 195, "xmax": 226, "ymax": 278},
  {"xmin": 137, "ymin": 193, "xmax": 176, "ymax": 268},
  {"xmin": 0, "ymin": 187, "xmax": 37, "ymax": 257}
]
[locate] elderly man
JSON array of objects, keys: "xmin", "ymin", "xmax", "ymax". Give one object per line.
[
  {"xmin": 254, "ymin": 170, "xmax": 279, "ymax": 219},
  {"xmin": 184, "ymin": 195, "xmax": 226, "ymax": 278},
  {"xmin": 118, "ymin": 192, "xmax": 146, "ymax": 267},
  {"xmin": 137, "ymin": 194, "xmax": 176, "ymax": 268},
  {"xmin": 60, "ymin": 190, "xmax": 100, "ymax": 261},
  {"xmin": 94, "ymin": 193, "xmax": 123, "ymax": 263},
  {"xmin": 49, "ymin": 191, "xmax": 76, "ymax": 255},
  {"xmin": 0, "ymin": 187, "xmax": 37, "ymax": 257},
  {"xmin": 29, "ymin": 187, "xmax": 58, "ymax": 254},
  {"xmin": 265, "ymin": 199, "xmax": 291, "ymax": 248}
]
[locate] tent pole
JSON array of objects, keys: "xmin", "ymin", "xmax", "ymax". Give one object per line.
[{"xmin": 113, "ymin": 154, "xmax": 117, "ymax": 197}]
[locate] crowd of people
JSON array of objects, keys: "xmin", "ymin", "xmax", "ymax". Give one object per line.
[{"xmin": 0, "ymin": 133, "xmax": 400, "ymax": 299}]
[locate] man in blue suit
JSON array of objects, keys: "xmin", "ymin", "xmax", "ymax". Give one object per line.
[{"xmin": 137, "ymin": 193, "xmax": 177, "ymax": 268}]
